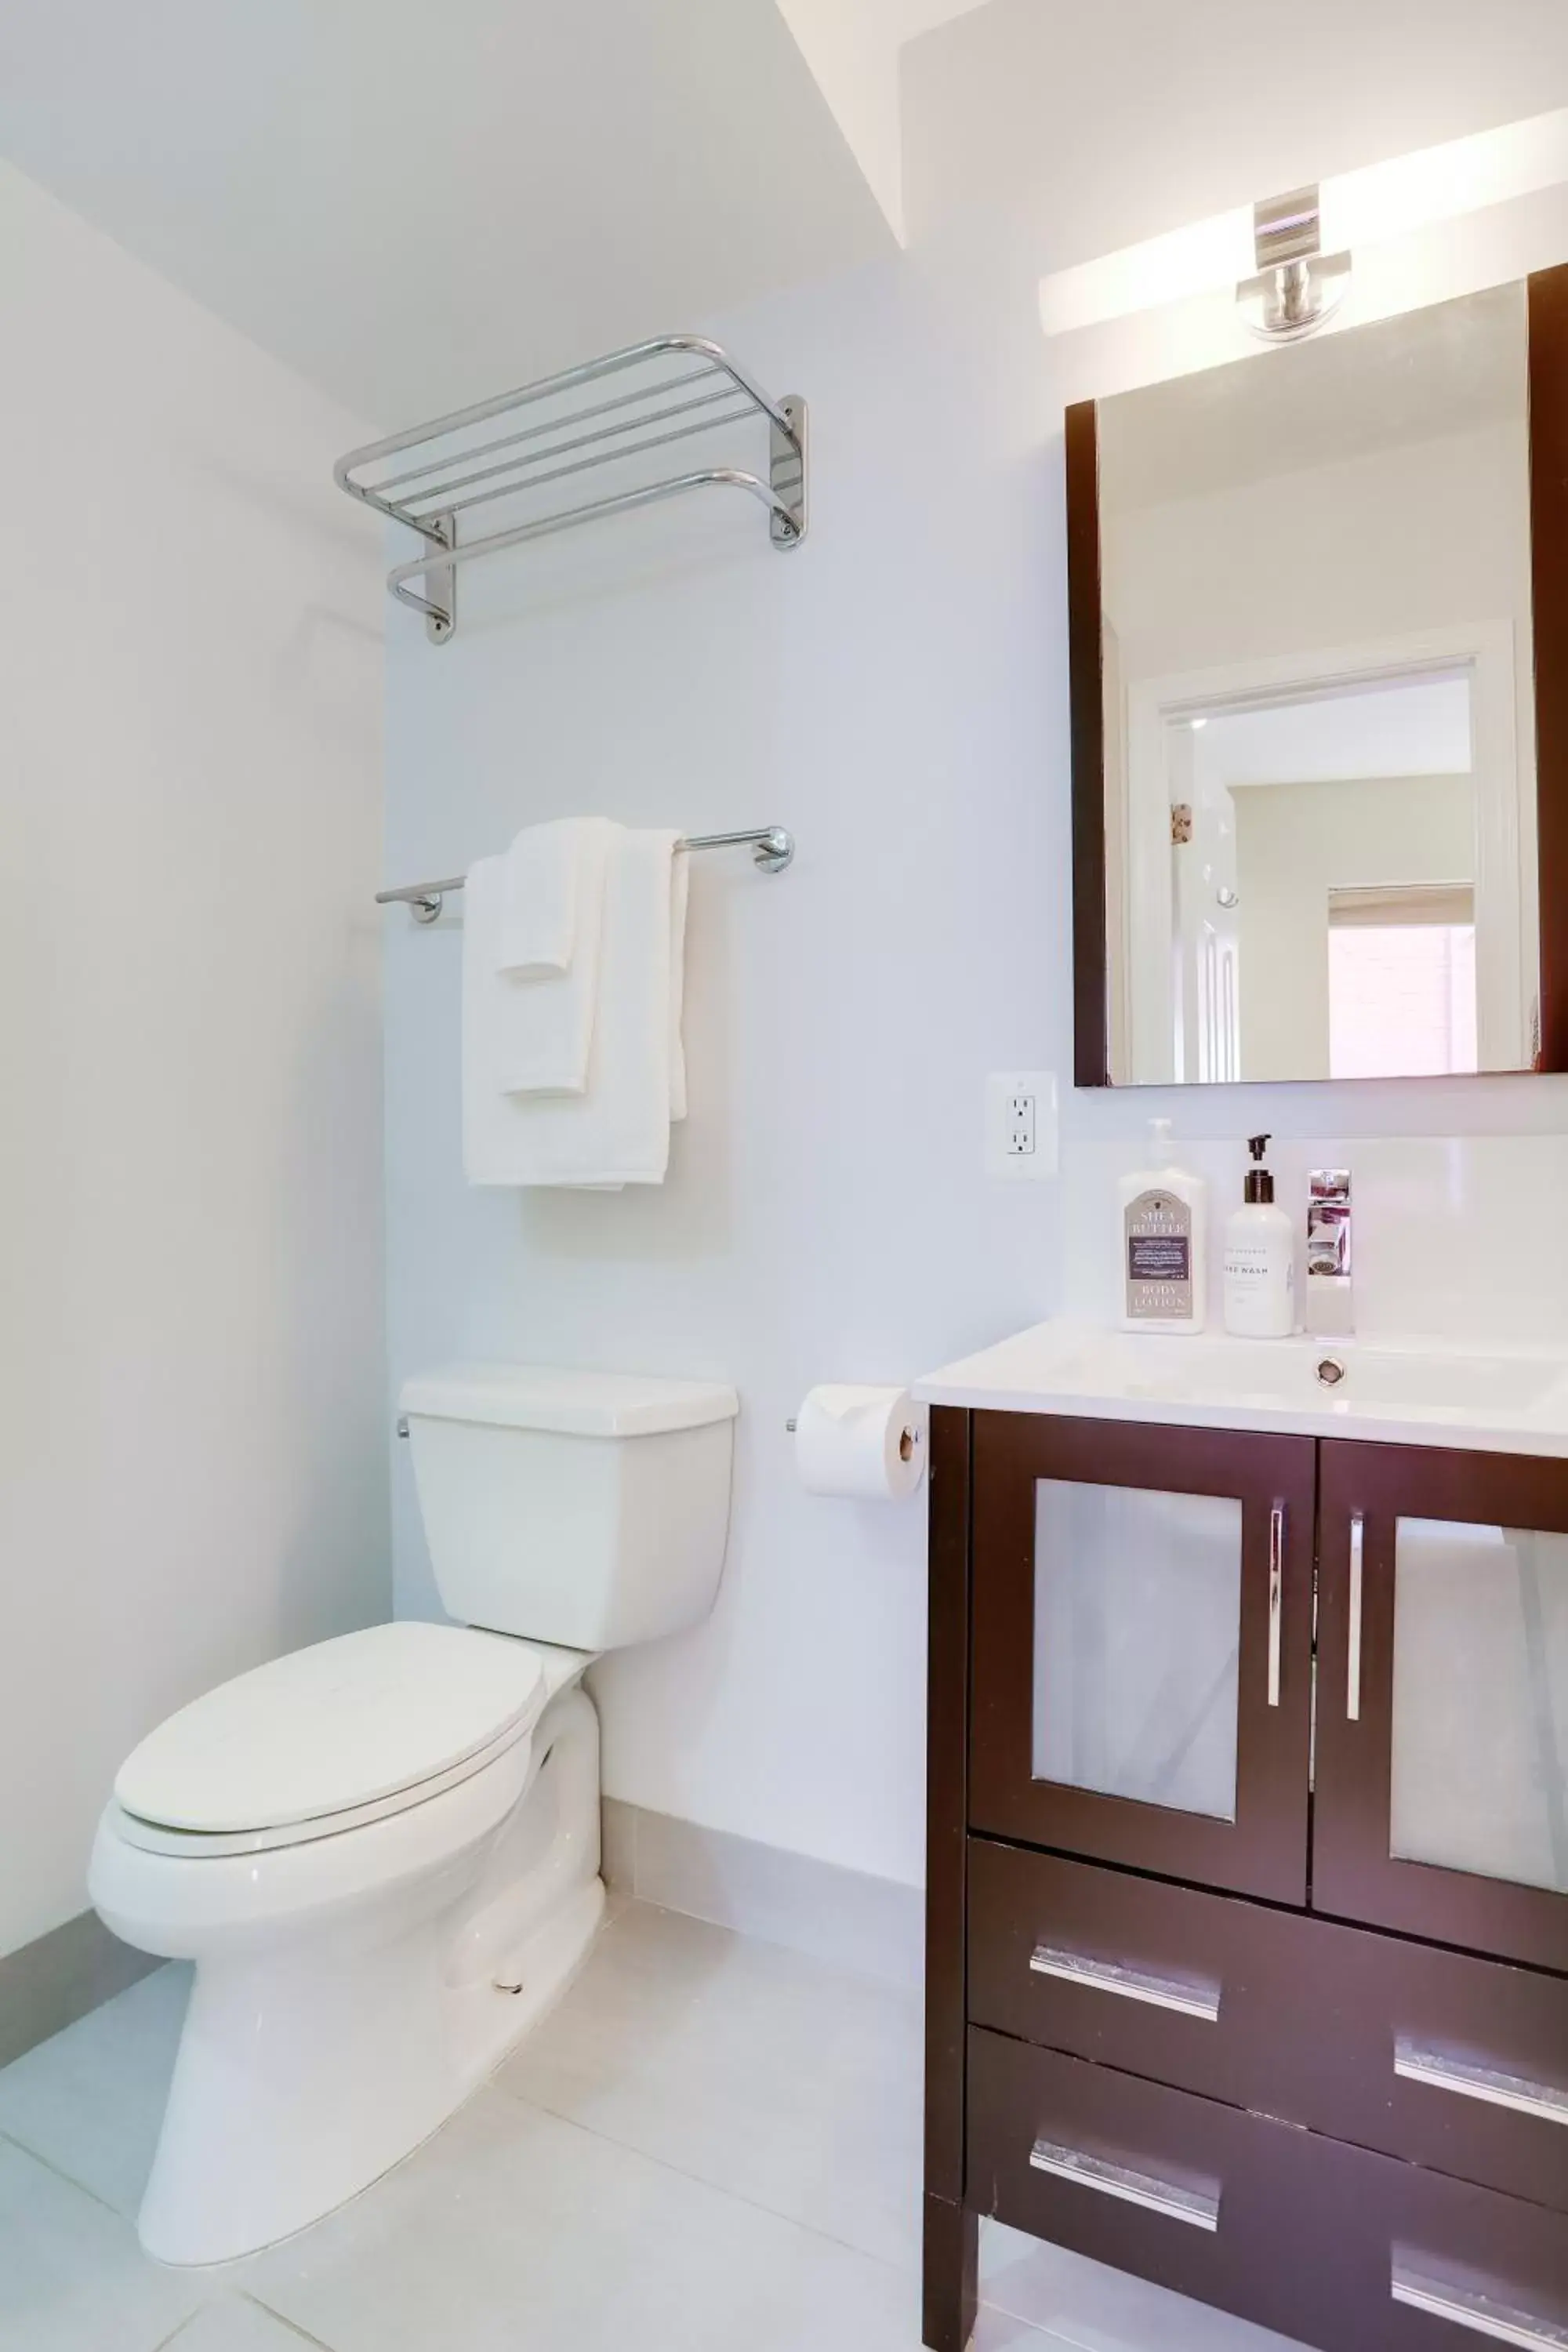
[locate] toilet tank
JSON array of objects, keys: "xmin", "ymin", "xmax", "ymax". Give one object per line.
[{"xmin": 399, "ymin": 1365, "xmax": 738, "ymax": 1652}]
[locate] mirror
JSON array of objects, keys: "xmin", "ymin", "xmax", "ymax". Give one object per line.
[{"xmin": 1070, "ymin": 274, "xmax": 1568, "ymax": 1086}]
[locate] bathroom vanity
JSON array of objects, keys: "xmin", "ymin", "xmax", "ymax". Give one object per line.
[{"xmin": 918, "ymin": 1326, "xmax": 1568, "ymax": 2352}]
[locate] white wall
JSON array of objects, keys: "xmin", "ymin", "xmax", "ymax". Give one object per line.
[
  {"xmin": 902, "ymin": 0, "xmax": 1568, "ymax": 258},
  {"xmin": 0, "ymin": 164, "xmax": 389, "ymax": 1958},
  {"xmin": 383, "ymin": 57, "xmax": 1568, "ymax": 1895},
  {"xmin": 383, "ymin": 249, "xmax": 1064, "ymax": 1890}
]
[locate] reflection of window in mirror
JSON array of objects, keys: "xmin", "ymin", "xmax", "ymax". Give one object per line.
[{"xmin": 1327, "ymin": 885, "xmax": 1478, "ymax": 1078}]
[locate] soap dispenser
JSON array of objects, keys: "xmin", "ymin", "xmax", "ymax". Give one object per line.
[
  {"xmin": 1223, "ymin": 1134, "xmax": 1295, "ymax": 1338},
  {"xmin": 1120, "ymin": 1117, "xmax": 1207, "ymax": 1333}
]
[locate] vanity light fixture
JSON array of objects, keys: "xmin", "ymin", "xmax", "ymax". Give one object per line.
[
  {"xmin": 1235, "ymin": 185, "xmax": 1350, "ymax": 341},
  {"xmin": 1036, "ymin": 103, "xmax": 1568, "ymax": 341}
]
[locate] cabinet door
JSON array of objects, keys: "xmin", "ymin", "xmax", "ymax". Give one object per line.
[
  {"xmin": 970, "ymin": 1413, "xmax": 1316, "ymax": 1904},
  {"xmin": 1316, "ymin": 1440, "xmax": 1568, "ymax": 1973}
]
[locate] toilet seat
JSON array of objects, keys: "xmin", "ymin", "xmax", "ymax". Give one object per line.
[
  {"xmin": 107, "ymin": 1712, "xmax": 537, "ymax": 1858},
  {"xmin": 113, "ymin": 1622, "xmax": 551, "ymax": 1858}
]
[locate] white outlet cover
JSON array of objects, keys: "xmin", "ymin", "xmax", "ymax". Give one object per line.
[{"xmin": 985, "ymin": 1071, "xmax": 1058, "ymax": 1181}]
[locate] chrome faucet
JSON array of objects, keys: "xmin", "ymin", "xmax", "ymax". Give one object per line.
[{"xmin": 1305, "ymin": 1169, "xmax": 1353, "ymax": 1337}]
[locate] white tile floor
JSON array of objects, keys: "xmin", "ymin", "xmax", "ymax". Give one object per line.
[{"xmin": 0, "ymin": 1900, "xmax": 1308, "ymax": 2352}]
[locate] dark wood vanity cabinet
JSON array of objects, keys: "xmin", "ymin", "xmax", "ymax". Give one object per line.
[{"xmin": 925, "ymin": 1406, "xmax": 1568, "ymax": 2352}]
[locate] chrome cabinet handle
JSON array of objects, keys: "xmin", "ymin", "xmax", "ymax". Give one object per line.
[
  {"xmin": 1029, "ymin": 1944, "xmax": 1221, "ymax": 2023},
  {"xmin": 1267, "ymin": 1504, "xmax": 1283, "ymax": 1708},
  {"xmin": 1029, "ymin": 2139, "xmax": 1220, "ymax": 2232},
  {"xmin": 1392, "ymin": 2265, "xmax": 1568, "ymax": 2349},
  {"xmin": 1396, "ymin": 2038, "xmax": 1568, "ymax": 2128},
  {"xmin": 1347, "ymin": 1511, "xmax": 1364, "ymax": 1722}
]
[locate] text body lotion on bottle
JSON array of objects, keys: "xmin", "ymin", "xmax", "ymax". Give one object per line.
[{"xmin": 1119, "ymin": 1118, "xmax": 1207, "ymax": 1334}]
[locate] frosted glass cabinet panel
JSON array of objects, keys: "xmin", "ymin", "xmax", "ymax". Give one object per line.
[
  {"xmin": 1033, "ymin": 1480, "xmax": 1243, "ymax": 1821},
  {"xmin": 1391, "ymin": 1516, "xmax": 1568, "ymax": 1894},
  {"xmin": 971, "ymin": 1414, "xmax": 1313, "ymax": 1904},
  {"xmin": 1315, "ymin": 1442, "xmax": 1568, "ymax": 1972}
]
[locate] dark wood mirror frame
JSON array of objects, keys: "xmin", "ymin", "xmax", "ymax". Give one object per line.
[{"xmin": 1069, "ymin": 261, "xmax": 1568, "ymax": 1091}]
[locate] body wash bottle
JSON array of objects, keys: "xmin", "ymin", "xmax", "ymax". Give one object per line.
[
  {"xmin": 1223, "ymin": 1133, "xmax": 1295, "ymax": 1338},
  {"xmin": 1120, "ymin": 1118, "xmax": 1207, "ymax": 1333}
]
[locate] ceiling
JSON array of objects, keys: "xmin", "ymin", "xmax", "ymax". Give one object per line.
[
  {"xmin": 0, "ymin": 0, "xmax": 910, "ymax": 427},
  {"xmin": 1196, "ymin": 677, "xmax": 1474, "ymax": 792}
]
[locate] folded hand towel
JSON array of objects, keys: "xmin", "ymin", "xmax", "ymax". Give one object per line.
[
  {"xmin": 464, "ymin": 827, "xmax": 683, "ymax": 1187},
  {"xmin": 495, "ymin": 818, "xmax": 614, "ymax": 1096},
  {"xmin": 498, "ymin": 818, "xmax": 590, "ymax": 977}
]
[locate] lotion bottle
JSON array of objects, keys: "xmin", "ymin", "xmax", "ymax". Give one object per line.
[
  {"xmin": 1222, "ymin": 1134, "xmax": 1295, "ymax": 1338},
  {"xmin": 1120, "ymin": 1117, "xmax": 1207, "ymax": 1333}
]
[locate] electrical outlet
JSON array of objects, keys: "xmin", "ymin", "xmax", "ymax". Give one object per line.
[{"xmin": 986, "ymin": 1072, "xmax": 1058, "ymax": 1181}]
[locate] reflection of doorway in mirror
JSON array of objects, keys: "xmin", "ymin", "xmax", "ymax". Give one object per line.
[{"xmin": 1123, "ymin": 627, "xmax": 1532, "ymax": 1082}]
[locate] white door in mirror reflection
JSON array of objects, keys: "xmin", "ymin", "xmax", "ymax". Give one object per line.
[{"xmin": 1098, "ymin": 278, "xmax": 1538, "ymax": 1084}]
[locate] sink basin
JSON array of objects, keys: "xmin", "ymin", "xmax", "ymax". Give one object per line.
[{"xmin": 915, "ymin": 1323, "xmax": 1568, "ymax": 1454}]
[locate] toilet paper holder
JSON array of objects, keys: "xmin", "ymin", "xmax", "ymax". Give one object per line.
[{"xmin": 787, "ymin": 1414, "xmax": 916, "ymax": 1464}]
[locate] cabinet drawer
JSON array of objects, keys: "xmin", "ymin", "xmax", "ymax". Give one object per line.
[
  {"xmin": 968, "ymin": 2027, "xmax": 1363, "ymax": 2349},
  {"xmin": 968, "ymin": 2029, "xmax": 1568, "ymax": 2352},
  {"xmin": 968, "ymin": 1838, "xmax": 1568, "ymax": 2212}
]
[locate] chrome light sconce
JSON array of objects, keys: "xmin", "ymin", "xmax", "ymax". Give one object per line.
[{"xmin": 1236, "ymin": 185, "xmax": 1351, "ymax": 340}]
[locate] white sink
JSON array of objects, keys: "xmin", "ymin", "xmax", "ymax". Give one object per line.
[{"xmin": 915, "ymin": 1323, "xmax": 1568, "ymax": 1454}]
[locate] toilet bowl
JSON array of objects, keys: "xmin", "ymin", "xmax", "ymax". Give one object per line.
[{"xmin": 90, "ymin": 1364, "xmax": 737, "ymax": 2264}]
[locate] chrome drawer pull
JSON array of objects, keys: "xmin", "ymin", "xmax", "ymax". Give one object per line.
[
  {"xmin": 1029, "ymin": 2139, "xmax": 1219, "ymax": 2232},
  {"xmin": 1267, "ymin": 1504, "xmax": 1283, "ymax": 1708},
  {"xmin": 1347, "ymin": 1510, "xmax": 1364, "ymax": 1721},
  {"xmin": 1392, "ymin": 2265, "xmax": 1568, "ymax": 2350},
  {"xmin": 1395, "ymin": 2038, "xmax": 1568, "ymax": 2128},
  {"xmin": 1029, "ymin": 1944, "xmax": 1221, "ymax": 2024}
]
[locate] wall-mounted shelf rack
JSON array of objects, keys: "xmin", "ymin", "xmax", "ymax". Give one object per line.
[{"xmin": 333, "ymin": 335, "xmax": 807, "ymax": 644}]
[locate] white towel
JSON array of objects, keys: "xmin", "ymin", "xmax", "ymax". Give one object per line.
[
  {"xmin": 495, "ymin": 818, "xmax": 614, "ymax": 1096},
  {"xmin": 465, "ymin": 827, "xmax": 684, "ymax": 1187},
  {"xmin": 498, "ymin": 817, "xmax": 592, "ymax": 978}
]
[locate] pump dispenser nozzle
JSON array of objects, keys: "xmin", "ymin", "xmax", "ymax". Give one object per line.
[{"xmin": 1245, "ymin": 1134, "xmax": 1273, "ymax": 1204}]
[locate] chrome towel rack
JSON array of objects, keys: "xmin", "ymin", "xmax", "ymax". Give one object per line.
[
  {"xmin": 334, "ymin": 335, "xmax": 808, "ymax": 644},
  {"xmin": 377, "ymin": 826, "xmax": 795, "ymax": 923}
]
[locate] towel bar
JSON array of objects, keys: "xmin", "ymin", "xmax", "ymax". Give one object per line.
[{"xmin": 376, "ymin": 825, "xmax": 794, "ymax": 922}]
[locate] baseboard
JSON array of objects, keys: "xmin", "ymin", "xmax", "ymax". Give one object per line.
[
  {"xmin": 0, "ymin": 1911, "xmax": 160, "ymax": 2070},
  {"xmin": 601, "ymin": 1798, "xmax": 923, "ymax": 1989},
  {"xmin": 0, "ymin": 1830, "xmax": 920, "ymax": 2073}
]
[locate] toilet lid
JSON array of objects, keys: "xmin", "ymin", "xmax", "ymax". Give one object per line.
[{"xmin": 114, "ymin": 1622, "xmax": 548, "ymax": 1835}]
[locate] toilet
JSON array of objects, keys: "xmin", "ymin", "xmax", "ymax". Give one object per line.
[{"xmin": 89, "ymin": 1363, "xmax": 737, "ymax": 2266}]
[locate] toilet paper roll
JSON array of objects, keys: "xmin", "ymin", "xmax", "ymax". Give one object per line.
[{"xmin": 793, "ymin": 1385, "xmax": 928, "ymax": 1501}]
